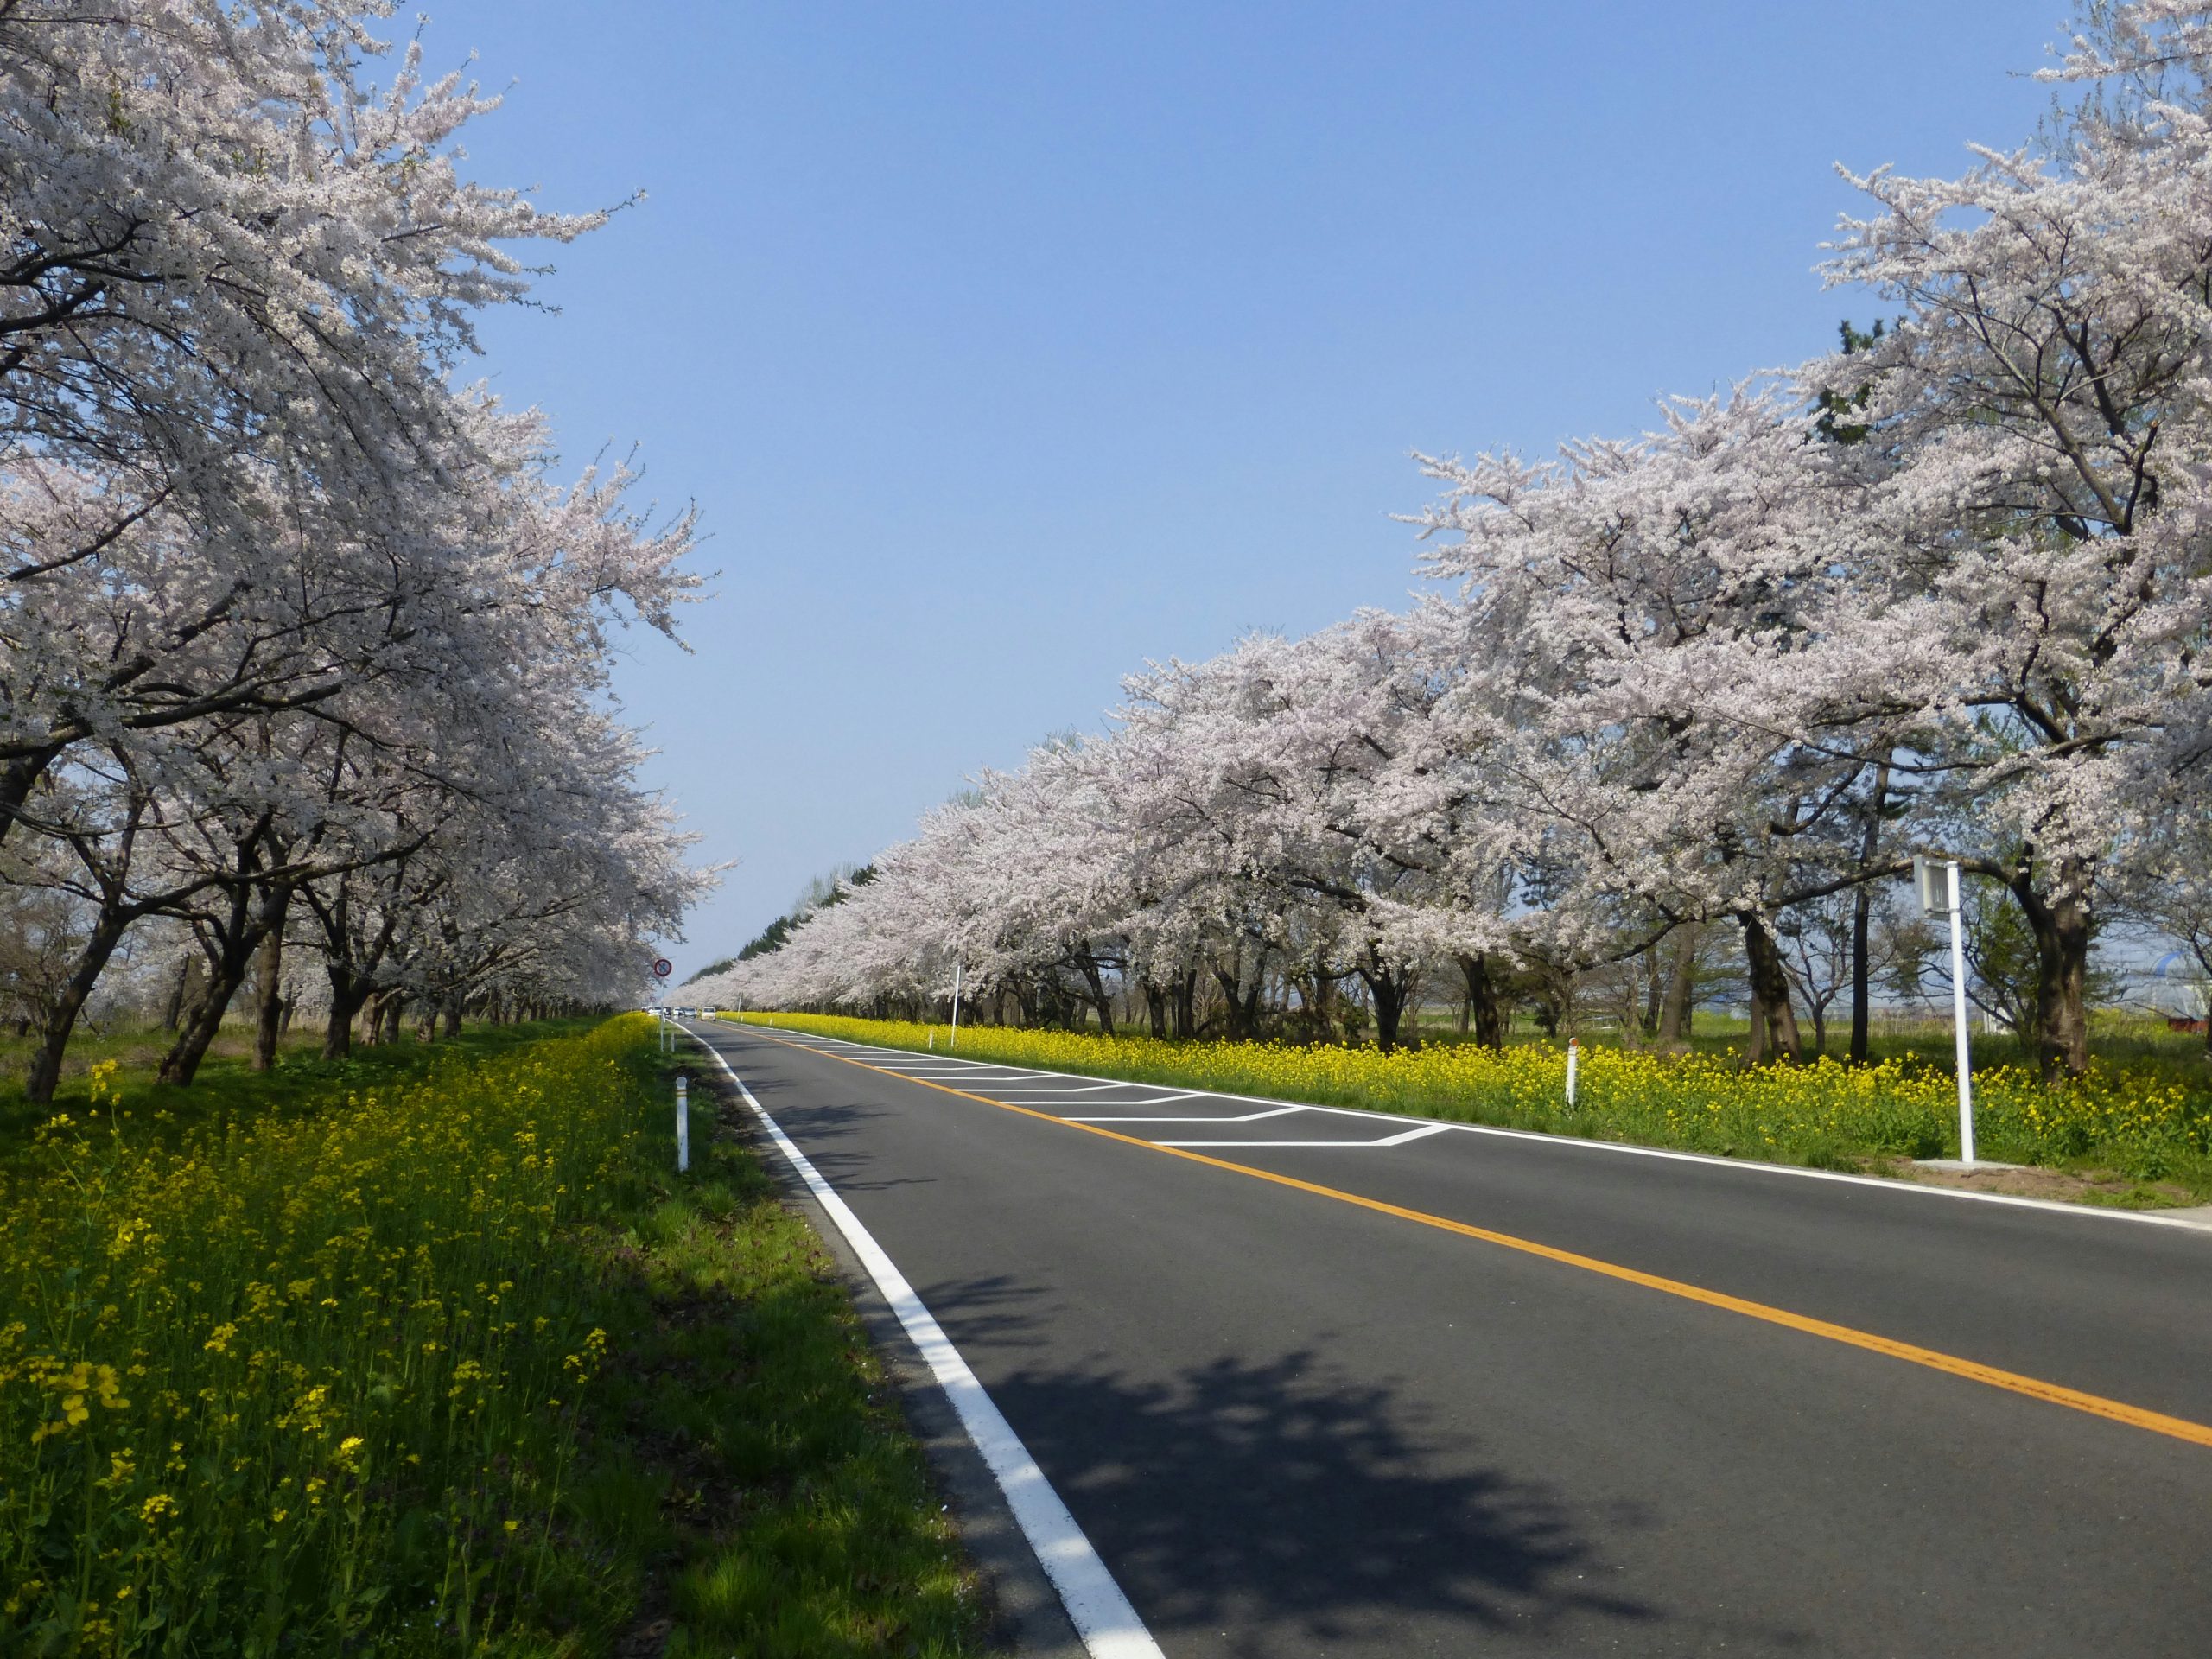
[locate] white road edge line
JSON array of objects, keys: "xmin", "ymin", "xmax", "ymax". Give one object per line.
[
  {"xmin": 716, "ymin": 1021, "xmax": 2212, "ymax": 1236},
  {"xmin": 686, "ymin": 1034, "xmax": 1166, "ymax": 1659}
]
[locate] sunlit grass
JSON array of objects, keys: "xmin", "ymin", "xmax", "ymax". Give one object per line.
[{"xmin": 0, "ymin": 1015, "xmax": 983, "ymax": 1656}]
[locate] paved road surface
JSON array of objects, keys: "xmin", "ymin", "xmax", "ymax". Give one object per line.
[{"xmin": 682, "ymin": 1020, "xmax": 2212, "ymax": 1658}]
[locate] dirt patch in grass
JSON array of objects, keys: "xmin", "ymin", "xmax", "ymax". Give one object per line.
[{"xmin": 1872, "ymin": 1156, "xmax": 2201, "ymax": 1210}]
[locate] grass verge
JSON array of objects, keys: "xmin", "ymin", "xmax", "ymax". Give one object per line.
[
  {"xmin": 729, "ymin": 1012, "xmax": 2212, "ymax": 1205},
  {"xmin": 0, "ymin": 1014, "xmax": 984, "ymax": 1656}
]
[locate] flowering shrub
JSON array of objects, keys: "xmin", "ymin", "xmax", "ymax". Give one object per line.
[
  {"xmin": 0, "ymin": 1018, "xmax": 655, "ymax": 1654},
  {"xmin": 734, "ymin": 1014, "xmax": 2210, "ymax": 1179}
]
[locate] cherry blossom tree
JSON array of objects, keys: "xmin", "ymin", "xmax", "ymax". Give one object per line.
[
  {"xmin": 1779, "ymin": 0, "xmax": 2212, "ymax": 1075},
  {"xmin": 2, "ymin": 4, "xmax": 710, "ymax": 1094}
]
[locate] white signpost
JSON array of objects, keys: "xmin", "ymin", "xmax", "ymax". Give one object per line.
[
  {"xmin": 676, "ymin": 1073, "xmax": 690, "ymax": 1173},
  {"xmin": 652, "ymin": 958, "xmax": 675, "ymax": 1052},
  {"xmin": 950, "ymin": 961, "xmax": 963, "ymax": 1051},
  {"xmin": 1914, "ymin": 855, "xmax": 1976, "ymax": 1165}
]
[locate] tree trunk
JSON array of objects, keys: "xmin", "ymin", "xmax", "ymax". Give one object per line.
[
  {"xmin": 1359, "ymin": 951, "xmax": 1410, "ymax": 1053},
  {"xmin": 162, "ymin": 877, "xmax": 288, "ymax": 1087},
  {"xmin": 1075, "ymin": 952, "xmax": 1115, "ymax": 1036},
  {"xmin": 1456, "ymin": 953, "xmax": 1504, "ymax": 1050},
  {"xmin": 2009, "ymin": 865, "xmax": 2094, "ymax": 1080},
  {"xmin": 1144, "ymin": 981, "xmax": 1169, "ymax": 1039},
  {"xmin": 22, "ymin": 907, "xmax": 133, "ymax": 1106},
  {"xmin": 0, "ymin": 743, "xmax": 64, "ymax": 852},
  {"xmin": 1657, "ymin": 925, "xmax": 1700, "ymax": 1044},
  {"xmin": 160, "ymin": 954, "xmax": 245, "ymax": 1086},
  {"xmin": 161, "ymin": 952, "xmax": 201, "ymax": 1033},
  {"xmin": 1214, "ymin": 961, "xmax": 1255, "ymax": 1040},
  {"xmin": 1848, "ymin": 762, "xmax": 1890, "ymax": 1065},
  {"xmin": 251, "ymin": 898, "xmax": 289, "ymax": 1072},
  {"xmin": 162, "ymin": 906, "xmax": 287, "ymax": 1087},
  {"xmin": 325, "ymin": 965, "xmax": 373, "ymax": 1059},
  {"xmin": 1173, "ymin": 969, "xmax": 1197, "ymax": 1039},
  {"xmin": 1366, "ymin": 974, "xmax": 1404, "ymax": 1052},
  {"xmin": 442, "ymin": 994, "xmax": 463, "ymax": 1039},
  {"xmin": 1738, "ymin": 912, "xmax": 1802, "ymax": 1064}
]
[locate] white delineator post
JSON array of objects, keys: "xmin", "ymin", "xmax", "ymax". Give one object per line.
[
  {"xmin": 950, "ymin": 961, "xmax": 963, "ymax": 1051},
  {"xmin": 676, "ymin": 1073, "xmax": 690, "ymax": 1173},
  {"xmin": 1947, "ymin": 861, "xmax": 1976, "ymax": 1165},
  {"xmin": 1916, "ymin": 854, "xmax": 1977, "ymax": 1166},
  {"xmin": 1565, "ymin": 1037, "xmax": 1580, "ymax": 1107}
]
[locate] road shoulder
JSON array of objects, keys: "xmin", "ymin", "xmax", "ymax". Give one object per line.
[{"xmin": 685, "ymin": 1027, "xmax": 1088, "ymax": 1659}]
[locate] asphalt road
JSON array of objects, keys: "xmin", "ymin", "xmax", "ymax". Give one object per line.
[{"xmin": 682, "ymin": 1020, "xmax": 2212, "ymax": 1658}]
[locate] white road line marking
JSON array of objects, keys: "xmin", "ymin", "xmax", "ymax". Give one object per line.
[
  {"xmin": 847, "ymin": 1059, "xmax": 1055, "ymax": 1079},
  {"xmin": 1065, "ymin": 1105, "xmax": 1311, "ymax": 1124},
  {"xmin": 687, "ymin": 1033, "xmax": 1167, "ymax": 1659},
  {"xmin": 987, "ymin": 1079, "xmax": 1164, "ymax": 1096},
  {"xmin": 1374, "ymin": 1122, "xmax": 1454, "ymax": 1146},
  {"xmin": 1153, "ymin": 1138, "xmax": 1426, "ymax": 1148},
  {"xmin": 1042, "ymin": 1096, "xmax": 1208, "ymax": 1112}
]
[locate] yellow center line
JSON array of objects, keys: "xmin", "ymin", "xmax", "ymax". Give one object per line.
[{"xmin": 728, "ymin": 1026, "xmax": 2212, "ymax": 1452}]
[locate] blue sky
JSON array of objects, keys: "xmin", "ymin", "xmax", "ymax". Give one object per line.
[{"xmin": 418, "ymin": 2, "xmax": 2062, "ymax": 976}]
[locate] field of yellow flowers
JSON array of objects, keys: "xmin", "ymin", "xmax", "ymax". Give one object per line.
[
  {"xmin": 733, "ymin": 1014, "xmax": 2212, "ymax": 1188},
  {"xmin": 0, "ymin": 1016, "xmax": 984, "ymax": 1657},
  {"xmin": 0, "ymin": 1023, "xmax": 647, "ymax": 1653}
]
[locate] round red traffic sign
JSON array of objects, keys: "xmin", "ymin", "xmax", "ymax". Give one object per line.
[{"xmin": 652, "ymin": 958, "xmax": 673, "ymax": 979}]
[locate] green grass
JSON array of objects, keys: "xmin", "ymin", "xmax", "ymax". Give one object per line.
[
  {"xmin": 578, "ymin": 1058, "xmax": 983, "ymax": 1657},
  {"xmin": 0, "ymin": 1018, "xmax": 590, "ymax": 1154},
  {"xmin": 0, "ymin": 1015, "xmax": 983, "ymax": 1656}
]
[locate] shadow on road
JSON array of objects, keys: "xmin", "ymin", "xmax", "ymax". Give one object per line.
[
  {"xmin": 996, "ymin": 1344, "xmax": 1651, "ymax": 1653},
  {"xmin": 920, "ymin": 1294, "xmax": 1814, "ymax": 1656}
]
